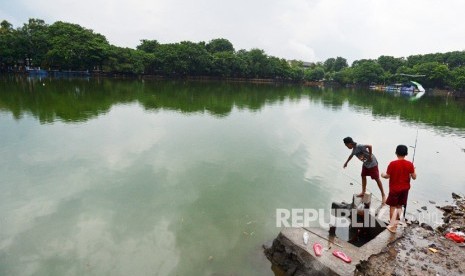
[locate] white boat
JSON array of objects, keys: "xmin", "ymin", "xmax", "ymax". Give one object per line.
[{"xmin": 401, "ymin": 81, "xmax": 425, "ymax": 100}]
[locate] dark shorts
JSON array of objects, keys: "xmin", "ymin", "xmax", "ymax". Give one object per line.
[
  {"xmin": 386, "ymin": 190, "xmax": 409, "ymax": 207},
  {"xmin": 361, "ymin": 165, "xmax": 380, "ymax": 180}
]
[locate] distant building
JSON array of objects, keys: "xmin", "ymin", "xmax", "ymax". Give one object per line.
[
  {"xmin": 302, "ymin": 62, "xmax": 313, "ymax": 68},
  {"xmin": 287, "ymin": 60, "xmax": 314, "ymax": 68}
]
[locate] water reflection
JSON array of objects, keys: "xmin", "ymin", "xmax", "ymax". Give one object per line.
[
  {"xmin": 1, "ymin": 76, "xmax": 465, "ymax": 131},
  {"xmin": 1, "ymin": 76, "xmax": 465, "ymax": 275}
]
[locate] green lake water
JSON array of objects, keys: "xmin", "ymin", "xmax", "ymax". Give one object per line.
[{"xmin": 1, "ymin": 76, "xmax": 465, "ymax": 275}]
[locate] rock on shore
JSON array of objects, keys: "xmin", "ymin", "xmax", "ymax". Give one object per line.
[{"xmin": 355, "ymin": 193, "xmax": 465, "ymax": 275}]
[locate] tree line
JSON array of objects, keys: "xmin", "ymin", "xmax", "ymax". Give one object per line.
[{"xmin": 1, "ymin": 18, "xmax": 465, "ymax": 90}]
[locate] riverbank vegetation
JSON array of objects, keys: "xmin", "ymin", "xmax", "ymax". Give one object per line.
[{"xmin": 1, "ymin": 19, "xmax": 465, "ymax": 90}]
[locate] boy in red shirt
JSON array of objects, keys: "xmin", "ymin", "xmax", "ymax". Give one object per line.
[{"xmin": 381, "ymin": 145, "xmax": 417, "ymax": 233}]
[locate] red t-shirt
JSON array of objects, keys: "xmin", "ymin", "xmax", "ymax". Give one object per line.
[{"xmin": 386, "ymin": 159, "xmax": 415, "ymax": 193}]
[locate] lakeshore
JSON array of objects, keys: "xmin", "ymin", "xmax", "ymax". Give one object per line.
[
  {"xmin": 356, "ymin": 192, "xmax": 465, "ymax": 275},
  {"xmin": 264, "ymin": 192, "xmax": 465, "ymax": 275}
]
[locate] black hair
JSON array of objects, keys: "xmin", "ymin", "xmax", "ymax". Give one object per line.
[
  {"xmin": 395, "ymin": 145, "xmax": 408, "ymax": 156},
  {"xmin": 343, "ymin": 137, "xmax": 355, "ymax": 144}
]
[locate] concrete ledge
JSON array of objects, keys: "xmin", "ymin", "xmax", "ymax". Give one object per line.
[
  {"xmin": 266, "ymin": 227, "xmax": 403, "ymax": 275},
  {"xmin": 265, "ymin": 195, "xmax": 405, "ymax": 275}
]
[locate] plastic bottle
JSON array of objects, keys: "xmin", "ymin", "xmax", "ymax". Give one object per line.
[{"xmin": 303, "ymin": 232, "xmax": 309, "ymax": 245}]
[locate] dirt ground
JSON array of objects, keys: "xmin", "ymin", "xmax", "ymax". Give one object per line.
[{"xmin": 355, "ymin": 193, "xmax": 465, "ymax": 276}]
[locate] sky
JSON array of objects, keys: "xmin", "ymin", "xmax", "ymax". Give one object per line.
[{"xmin": 1, "ymin": 0, "xmax": 465, "ymax": 64}]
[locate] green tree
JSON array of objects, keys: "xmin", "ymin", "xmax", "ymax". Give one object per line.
[
  {"xmin": 231, "ymin": 50, "xmax": 249, "ymax": 77},
  {"xmin": 288, "ymin": 64, "xmax": 305, "ymax": 81},
  {"xmin": 413, "ymin": 62, "xmax": 450, "ymax": 88},
  {"xmin": 396, "ymin": 66, "xmax": 416, "ymax": 75},
  {"xmin": 236, "ymin": 49, "xmax": 269, "ymax": 78},
  {"xmin": 443, "ymin": 51, "xmax": 465, "ymax": 69},
  {"xmin": 333, "ymin": 67, "xmax": 354, "ymax": 85},
  {"xmin": 324, "ymin": 71, "xmax": 335, "ymax": 81},
  {"xmin": 377, "ymin": 55, "xmax": 405, "ymax": 74},
  {"xmin": 380, "ymin": 71, "xmax": 394, "ymax": 85},
  {"xmin": 394, "ymin": 66, "xmax": 418, "ymax": 83},
  {"xmin": 16, "ymin": 19, "xmax": 50, "ymax": 67},
  {"xmin": 152, "ymin": 41, "xmax": 212, "ymax": 76},
  {"xmin": 104, "ymin": 46, "xmax": 147, "ymax": 74},
  {"xmin": 45, "ymin": 21, "xmax": 109, "ymax": 70},
  {"xmin": 206, "ymin": 38, "xmax": 234, "ymax": 53},
  {"xmin": 211, "ymin": 51, "xmax": 238, "ymax": 77},
  {"xmin": 0, "ymin": 20, "xmax": 16, "ymax": 68},
  {"xmin": 449, "ymin": 67, "xmax": 465, "ymax": 91},
  {"xmin": 406, "ymin": 53, "xmax": 443, "ymax": 68},
  {"xmin": 333, "ymin": 57, "xmax": 348, "ymax": 72},
  {"xmin": 178, "ymin": 41, "xmax": 212, "ymax": 76},
  {"xmin": 323, "ymin": 58, "xmax": 335, "ymax": 72},
  {"xmin": 266, "ymin": 56, "xmax": 292, "ymax": 79},
  {"xmin": 351, "ymin": 60, "xmax": 384, "ymax": 85},
  {"xmin": 10, "ymin": 17, "xmax": 465, "ymax": 82},
  {"xmin": 304, "ymin": 66, "xmax": 325, "ymax": 81},
  {"xmin": 136, "ymin": 39, "xmax": 159, "ymax": 53},
  {"xmin": 0, "ymin": 20, "xmax": 12, "ymax": 31}
]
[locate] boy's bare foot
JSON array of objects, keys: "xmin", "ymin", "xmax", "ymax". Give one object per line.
[
  {"xmin": 356, "ymin": 193, "xmax": 364, "ymax": 197},
  {"xmin": 386, "ymin": 225, "xmax": 397, "ymax": 233}
]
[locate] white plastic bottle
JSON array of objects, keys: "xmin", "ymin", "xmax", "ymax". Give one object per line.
[{"xmin": 303, "ymin": 232, "xmax": 309, "ymax": 245}]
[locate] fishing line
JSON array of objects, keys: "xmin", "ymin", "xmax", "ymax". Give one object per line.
[
  {"xmin": 339, "ymin": 169, "xmax": 381, "ymax": 201},
  {"xmin": 451, "ymin": 138, "xmax": 465, "ymax": 153}
]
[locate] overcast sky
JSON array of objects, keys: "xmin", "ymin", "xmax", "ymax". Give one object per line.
[{"xmin": 1, "ymin": 0, "xmax": 464, "ymax": 63}]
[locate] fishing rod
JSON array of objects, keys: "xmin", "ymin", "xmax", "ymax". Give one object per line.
[
  {"xmin": 412, "ymin": 128, "xmax": 419, "ymax": 164},
  {"xmin": 404, "ymin": 128, "xmax": 419, "ymax": 219},
  {"xmin": 302, "ymin": 227, "xmax": 343, "ymax": 248}
]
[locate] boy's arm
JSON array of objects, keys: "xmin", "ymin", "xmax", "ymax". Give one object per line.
[
  {"xmin": 411, "ymin": 166, "xmax": 417, "ymax": 180},
  {"xmin": 381, "ymin": 163, "xmax": 391, "ymax": 179},
  {"xmin": 365, "ymin": 145, "xmax": 373, "ymax": 161},
  {"xmin": 343, "ymin": 154, "xmax": 353, "ymax": 168}
]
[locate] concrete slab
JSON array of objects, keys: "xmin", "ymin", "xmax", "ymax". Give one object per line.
[
  {"xmin": 265, "ymin": 194, "xmax": 408, "ymax": 275},
  {"xmin": 270, "ymin": 195, "xmax": 403, "ymax": 275},
  {"xmin": 352, "ymin": 193, "xmax": 390, "ymax": 224},
  {"xmin": 280, "ymin": 227, "xmax": 357, "ymax": 276},
  {"xmin": 279, "ymin": 226, "xmax": 403, "ymax": 275}
]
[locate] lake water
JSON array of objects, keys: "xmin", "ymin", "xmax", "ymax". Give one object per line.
[{"xmin": 1, "ymin": 77, "xmax": 465, "ymax": 275}]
